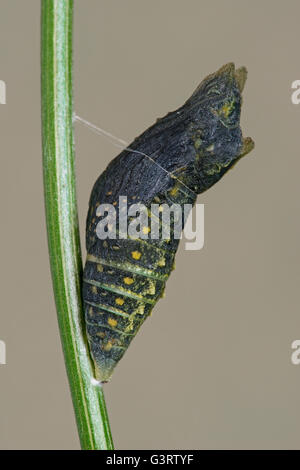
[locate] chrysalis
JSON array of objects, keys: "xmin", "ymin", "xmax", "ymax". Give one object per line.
[{"xmin": 83, "ymin": 63, "xmax": 254, "ymax": 382}]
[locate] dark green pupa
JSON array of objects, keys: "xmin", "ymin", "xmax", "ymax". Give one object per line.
[{"xmin": 83, "ymin": 63, "xmax": 254, "ymax": 382}]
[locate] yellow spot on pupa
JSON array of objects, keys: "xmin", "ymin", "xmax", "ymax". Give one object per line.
[
  {"xmin": 125, "ymin": 305, "xmax": 145, "ymax": 333},
  {"xmin": 115, "ymin": 297, "xmax": 124, "ymax": 306},
  {"xmin": 170, "ymin": 186, "xmax": 179, "ymax": 196},
  {"xmin": 91, "ymin": 285, "xmax": 97, "ymax": 294},
  {"xmin": 92, "ymin": 218, "xmax": 96, "ymax": 223},
  {"xmin": 106, "ymin": 191, "xmax": 112, "ymax": 196},
  {"xmin": 145, "ymin": 280, "xmax": 156, "ymax": 295},
  {"xmin": 222, "ymin": 103, "xmax": 230, "ymax": 117},
  {"xmin": 108, "ymin": 317, "xmax": 118, "ymax": 327},
  {"xmin": 159, "ymin": 205, "xmax": 164, "ymax": 212},
  {"xmin": 113, "ymin": 201, "xmax": 117, "ymax": 206},
  {"xmin": 131, "ymin": 250, "xmax": 141, "ymax": 260},
  {"xmin": 103, "ymin": 340, "xmax": 113, "ymax": 351},
  {"xmin": 154, "ymin": 196, "xmax": 160, "ymax": 203},
  {"xmin": 97, "ymin": 264, "xmax": 103, "ymax": 272},
  {"xmin": 112, "ymin": 245, "xmax": 120, "ymax": 250},
  {"xmin": 124, "ymin": 277, "xmax": 134, "ymax": 285},
  {"xmin": 142, "ymin": 226, "xmax": 150, "ymax": 235},
  {"xmin": 125, "ymin": 320, "xmax": 134, "ymax": 332},
  {"xmin": 89, "ymin": 307, "xmax": 93, "ymax": 315},
  {"xmin": 220, "ymin": 100, "xmax": 234, "ymax": 118},
  {"xmin": 136, "ymin": 304, "xmax": 145, "ymax": 315},
  {"xmin": 158, "ymin": 258, "xmax": 165, "ymax": 267},
  {"xmin": 97, "ymin": 332, "xmax": 105, "ymax": 338},
  {"xmin": 206, "ymin": 144, "xmax": 214, "ymax": 152}
]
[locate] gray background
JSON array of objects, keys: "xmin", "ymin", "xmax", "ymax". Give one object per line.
[{"xmin": 0, "ymin": 0, "xmax": 299, "ymax": 449}]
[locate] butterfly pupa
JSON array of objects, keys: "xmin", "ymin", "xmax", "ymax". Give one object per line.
[{"xmin": 83, "ymin": 63, "xmax": 254, "ymax": 382}]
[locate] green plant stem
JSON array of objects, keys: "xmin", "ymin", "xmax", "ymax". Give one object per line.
[{"xmin": 41, "ymin": 0, "xmax": 114, "ymax": 450}]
